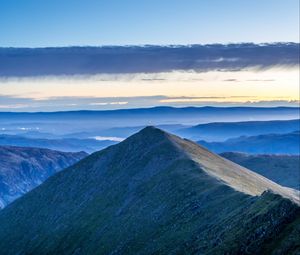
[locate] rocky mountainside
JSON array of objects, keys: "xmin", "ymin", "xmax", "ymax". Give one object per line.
[
  {"xmin": 0, "ymin": 146, "xmax": 87, "ymax": 208},
  {"xmin": 221, "ymin": 152, "xmax": 300, "ymax": 190},
  {"xmin": 0, "ymin": 127, "xmax": 299, "ymax": 254}
]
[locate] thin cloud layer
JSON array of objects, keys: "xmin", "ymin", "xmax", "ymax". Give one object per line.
[{"xmin": 0, "ymin": 94, "xmax": 299, "ymax": 112}]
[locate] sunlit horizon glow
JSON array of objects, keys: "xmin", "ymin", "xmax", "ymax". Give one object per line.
[{"xmin": 0, "ymin": 66, "xmax": 299, "ymax": 111}]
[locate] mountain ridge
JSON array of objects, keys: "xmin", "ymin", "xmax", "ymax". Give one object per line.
[
  {"xmin": 0, "ymin": 127, "xmax": 299, "ymax": 254},
  {"xmin": 1, "ymin": 106, "xmax": 299, "ymax": 115},
  {"xmin": 146, "ymin": 127, "xmax": 299, "ymax": 203}
]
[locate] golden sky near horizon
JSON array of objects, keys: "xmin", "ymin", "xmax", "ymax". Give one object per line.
[{"xmin": 0, "ymin": 67, "xmax": 299, "ymax": 109}]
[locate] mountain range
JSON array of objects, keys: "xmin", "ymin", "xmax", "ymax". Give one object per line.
[
  {"xmin": 0, "ymin": 134, "xmax": 116, "ymax": 153},
  {"xmin": 0, "ymin": 146, "xmax": 87, "ymax": 208},
  {"xmin": 199, "ymin": 131, "xmax": 300, "ymax": 154},
  {"xmin": 0, "ymin": 127, "xmax": 298, "ymax": 254},
  {"xmin": 2, "ymin": 107, "xmax": 299, "ymax": 135},
  {"xmin": 178, "ymin": 119, "xmax": 300, "ymax": 141}
]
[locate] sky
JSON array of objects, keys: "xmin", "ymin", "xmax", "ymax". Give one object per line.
[
  {"xmin": 0, "ymin": 0, "xmax": 299, "ymax": 47},
  {"xmin": 1, "ymin": 66, "xmax": 299, "ymax": 111},
  {"xmin": 0, "ymin": 0, "xmax": 299, "ymax": 111}
]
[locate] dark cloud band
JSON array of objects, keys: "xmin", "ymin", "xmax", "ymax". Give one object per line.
[{"xmin": 0, "ymin": 43, "xmax": 298, "ymax": 77}]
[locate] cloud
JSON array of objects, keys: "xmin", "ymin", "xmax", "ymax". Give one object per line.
[
  {"xmin": 0, "ymin": 104, "xmax": 29, "ymax": 109},
  {"xmin": 92, "ymin": 136, "xmax": 125, "ymax": 142},
  {"xmin": 246, "ymin": 79, "xmax": 275, "ymax": 82},
  {"xmin": 0, "ymin": 65, "xmax": 298, "ymax": 112},
  {"xmin": 89, "ymin": 101, "xmax": 128, "ymax": 106},
  {"xmin": 0, "ymin": 43, "xmax": 298, "ymax": 77},
  {"xmin": 223, "ymin": 79, "xmax": 239, "ymax": 82}
]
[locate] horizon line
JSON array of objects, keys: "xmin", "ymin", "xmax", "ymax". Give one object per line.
[{"xmin": 1, "ymin": 105, "xmax": 299, "ymax": 114}]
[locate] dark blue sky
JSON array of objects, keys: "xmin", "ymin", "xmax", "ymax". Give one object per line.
[{"xmin": 0, "ymin": 0, "xmax": 299, "ymax": 47}]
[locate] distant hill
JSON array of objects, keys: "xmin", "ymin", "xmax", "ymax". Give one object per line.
[
  {"xmin": 178, "ymin": 119, "xmax": 300, "ymax": 141},
  {"xmin": 198, "ymin": 131, "xmax": 300, "ymax": 154},
  {"xmin": 221, "ymin": 152, "xmax": 300, "ymax": 190},
  {"xmin": 1, "ymin": 107, "xmax": 299, "ymax": 135},
  {"xmin": 0, "ymin": 146, "xmax": 87, "ymax": 208},
  {"xmin": 0, "ymin": 127, "xmax": 298, "ymax": 254},
  {"xmin": 0, "ymin": 134, "xmax": 116, "ymax": 153}
]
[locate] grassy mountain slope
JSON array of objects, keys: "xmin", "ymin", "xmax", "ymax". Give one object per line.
[{"xmin": 0, "ymin": 127, "xmax": 298, "ymax": 254}]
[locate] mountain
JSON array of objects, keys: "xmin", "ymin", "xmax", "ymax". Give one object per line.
[
  {"xmin": 1, "ymin": 107, "xmax": 299, "ymax": 136},
  {"xmin": 0, "ymin": 146, "xmax": 87, "ymax": 208},
  {"xmin": 0, "ymin": 134, "xmax": 116, "ymax": 153},
  {"xmin": 178, "ymin": 119, "xmax": 300, "ymax": 141},
  {"xmin": 221, "ymin": 152, "xmax": 300, "ymax": 190},
  {"xmin": 0, "ymin": 127, "xmax": 299, "ymax": 254},
  {"xmin": 1, "ymin": 43, "xmax": 298, "ymax": 76},
  {"xmin": 198, "ymin": 131, "xmax": 300, "ymax": 154}
]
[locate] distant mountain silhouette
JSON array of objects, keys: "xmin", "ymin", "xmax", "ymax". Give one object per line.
[
  {"xmin": 0, "ymin": 134, "xmax": 116, "ymax": 153},
  {"xmin": 2, "ymin": 107, "xmax": 299, "ymax": 135},
  {"xmin": 199, "ymin": 131, "xmax": 300, "ymax": 154},
  {"xmin": 178, "ymin": 119, "xmax": 300, "ymax": 141}
]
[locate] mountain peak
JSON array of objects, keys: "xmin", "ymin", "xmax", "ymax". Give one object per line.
[
  {"xmin": 138, "ymin": 126, "xmax": 166, "ymax": 136},
  {"xmin": 91, "ymin": 126, "xmax": 299, "ymax": 204},
  {"xmin": 0, "ymin": 128, "xmax": 299, "ymax": 254},
  {"xmin": 117, "ymin": 125, "xmax": 175, "ymax": 149},
  {"xmin": 125, "ymin": 126, "xmax": 299, "ymax": 204}
]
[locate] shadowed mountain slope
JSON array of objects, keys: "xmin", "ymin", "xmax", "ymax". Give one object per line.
[
  {"xmin": 221, "ymin": 152, "xmax": 300, "ymax": 190},
  {"xmin": 0, "ymin": 127, "xmax": 299, "ymax": 254},
  {"xmin": 0, "ymin": 146, "xmax": 87, "ymax": 208}
]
